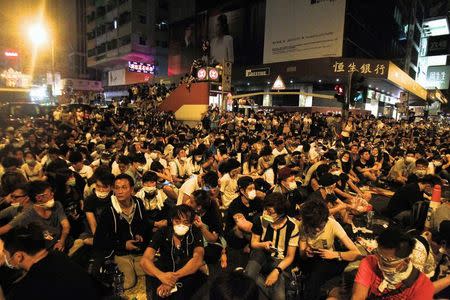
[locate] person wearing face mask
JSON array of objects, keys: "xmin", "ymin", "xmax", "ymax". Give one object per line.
[
  {"xmin": 273, "ymin": 167, "xmax": 304, "ymax": 217},
  {"xmin": 0, "ymin": 181, "xmax": 70, "ymax": 252},
  {"xmin": 258, "ymin": 146, "xmax": 275, "ymax": 186},
  {"xmin": 407, "ymin": 158, "xmax": 430, "ymax": 184},
  {"xmin": 188, "ymin": 189, "xmax": 225, "ymax": 277},
  {"xmin": 0, "ymin": 184, "xmax": 32, "ymax": 224},
  {"xmin": 386, "ymin": 175, "xmax": 440, "ymax": 228},
  {"xmin": 141, "ymin": 205, "xmax": 206, "ymax": 300},
  {"xmin": 20, "ymin": 152, "xmax": 44, "ymax": 182},
  {"xmin": 83, "ymin": 172, "xmax": 115, "ymax": 245},
  {"xmin": 225, "ymin": 176, "xmax": 263, "ymax": 270},
  {"xmin": 352, "ymin": 228, "xmax": 434, "ymax": 300},
  {"xmin": 244, "ymin": 193, "xmax": 299, "ymax": 300},
  {"xmin": 93, "ymin": 174, "xmax": 151, "ymax": 290},
  {"xmin": 186, "ymin": 148, "xmax": 204, "ymax": 176},
  {"xmin": 169, "ymin": 148, "xmax": 189, "ymax": 188},
  {"xmin": 135, "ymin": 171, "xmax": 169, "ymax": 230},
  {"xmin": 387, "ymin": 149, "xmax": 417, "ymax": 186},
  {"xmin": 177, "ymin": 170, "xmax": 219, "ymax": 205},
  {"xmin": 125, "ymin": 153, "xmax": 147, "ymax": 190},
  {"xmin": 219, "ymin": 158, "xmax": 241, "ymax": 209},
  {"xmin": 299, "ymin": 200, "xmax": 360, "ymax": 300},
  {"xmin": 1, "ymin": 225, "xmax": 101, "ymax": 300}
]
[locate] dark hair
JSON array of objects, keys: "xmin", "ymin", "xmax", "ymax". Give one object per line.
[
  {"xmin": 2, "ymin": 157, "xmax": 21, "ymax": 169},
  {"xmin": 263, "ymin": 192, "xmax": 290, "ymax": 215},
  {"xmin": 415, "ymin": 158, "xmax": 429, "ymax": 168},
  {"xmin": 114, "ymin": 173, "xmax": 134, "ymax": 188},
  {"xmin": 419, "ymin": 174, "xmax": 440, "ymax": 185},
  {"xmin": 259, "ymin": 146, "xmax": 272, "ymax": 157},
  {"xmin": 377, "ymin": 228, "xmax": 415, "ymax": 259},
  {"xmin": 117, "ymin": 155, "xmax": 131, "ymax": 165},
  {"xmin": 3, "ymin": 224, "xmax": 46, "ymax": 256},
  {"xmin": 203, "ymin": 171, "xmax": 219, "ymax": 188},
  {"xmin": 238, "ymin": 176, "xmax": 253, "ymax": 190},
  {"xmin": 27, "ymin": 180, "xmax": 52, "ymax": 203},
  {"xmin": 130, "ymin": 153, "xmax": 146, "ymax": 164},
  {"xmin": 11, "ymin": 182, "xmax": 29, "ymax": 195},
  {"xmin": 170, "ymin": 204, "xmax": 195, "ymax": 223},
  {"xmin": 150, "ymin": 161, "xmax": 164, "ymax": 172},
  {"xmin": 192, "ymin": 190, "xmax": 211, "ymax": 209},
  {"xmin": 358, "ymin": 148, "xmax": 369, "ymax": 156},
  {"xmin": 96, "ymin": 172, "xmax": 115, "ymax": 186},
  {"xmin": 300, "ymin": 200, "xmax": 329, "ymax": 232},
  {"xmin": 209, "ymin": 270, "xmax": 258, "ymax": 300},
  {"xmin": 68, "ymin": 151, "xmax": 83, "ymax": 164},
  {"xmin": 142, "ymin": 171, "xmax": 158, "ymax": 183}
]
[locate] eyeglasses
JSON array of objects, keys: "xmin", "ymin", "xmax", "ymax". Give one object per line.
[
  {"xmin": 36, "ymin": 192, "xmax": 53, "ymax": 199},
  {"xmin": 10, "ymin": 194, "xmax": 26, "ymax": 200}
]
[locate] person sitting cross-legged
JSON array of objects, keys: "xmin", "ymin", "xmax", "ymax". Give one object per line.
[{"xmin": 244, "ymin": 192, "xmax": 299, "ymax": 300}]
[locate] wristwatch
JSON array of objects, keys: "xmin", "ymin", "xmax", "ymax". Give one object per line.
[{"xmin": 275, "ymin": 267, "xmax": 283, "ymax": 274}]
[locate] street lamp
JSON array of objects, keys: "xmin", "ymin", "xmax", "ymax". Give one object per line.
[{"xmin": 28, "ymin": 23, "xmax": 55, "ymax": 104}]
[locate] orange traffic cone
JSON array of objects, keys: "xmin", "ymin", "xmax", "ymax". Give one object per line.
[{"xmin": 425, "ymin": 185, "xmax": 442, "ymax": 230}]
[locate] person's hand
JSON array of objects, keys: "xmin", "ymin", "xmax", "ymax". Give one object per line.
[
  {"xmin": 265, "ymin": 270, "xmax": 280, "ymax": 287},
  {"xmin": 53, "ymin": 240, "xmax": 65, "ymax": 252},
  {"xmin": 220, "ymin": 253, "xmax": 228, "ymax": 269},
  {"xmin": 261, "ymin": 241, "xmax": 273, "ymax": 251},
  {"xmin": 157, "ymin": 284, "xmax": 173, "ymax": 298},
  {"xmin": 125, "ymin": 239, "xmax": 138, "ymax": 251},
  {"xmin": 193, "ymin": 215, "xmax": 204, "ymax": 229},
  {"xmin": 305, "ymin": 246, "xmax": 318, "ymax": 257},
  {"xmin": 134, "ymin": 235, "xmax": 144, "ymax": 243},
  {"xmin": 159, "ymin": 272, "xmax": 178, "ymax": 287},
  {"xmin": 0, "ymin": 239, "xmax": 5, "ymax": 266},
  {"xmin": 318, "ymin": 249, "xmax": 339, "ymax": 260}
]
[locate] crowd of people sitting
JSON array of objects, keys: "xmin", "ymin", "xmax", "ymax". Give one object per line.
[{"xmin": 0, "ymin": 103, "xmax": 449, "ymax": 300}]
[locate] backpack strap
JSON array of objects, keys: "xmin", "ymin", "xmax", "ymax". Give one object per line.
[{"xmin": 415, "ymin": 235, "xmax": 430, "ymax": 257}]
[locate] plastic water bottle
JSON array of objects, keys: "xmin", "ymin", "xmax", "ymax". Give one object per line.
[
  {"xmin": 366, "ymin": 205, "xmax": 374, "ymax": 229},
  {"xmin": 112, "ymin": 266, "xmax": 125, "ymax": 297}
]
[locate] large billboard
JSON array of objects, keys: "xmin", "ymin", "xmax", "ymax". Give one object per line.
[{"xmin": 263, "ymin": 0, "xmax": 346, "ymax": 64}]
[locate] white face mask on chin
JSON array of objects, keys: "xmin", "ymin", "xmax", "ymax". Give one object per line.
[{"xmin": 173, "ymin": 224, "xmax": 190, "ymax": 236}]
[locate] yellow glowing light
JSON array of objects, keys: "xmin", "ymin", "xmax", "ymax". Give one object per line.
[{"xmin": 28, "ymin": 24, "xmax": 49, "ymax": 47}]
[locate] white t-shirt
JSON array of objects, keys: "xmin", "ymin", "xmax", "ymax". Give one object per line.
[
  {"xmin": 69, "ymin": 164, "xmax": 93, "ymax": 180},
  {"xmin": 219, "ymin": 173, "xmax": 238, "ymax": 208},
  {"xmin": 299, "ymin": 218, "xmax": 347, "ymax": 251},
  {"xmin": 272, "ymin": 148, "xmax": 288, "ymax": 157},
  {"xmin": 177, "ymin": 175, "xmax": 200, "ymax": 205}
]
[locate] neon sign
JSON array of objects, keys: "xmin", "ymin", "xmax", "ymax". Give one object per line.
[
  {"xmin": 128, "ymin": 61, "xmax": 155, "ymax": 74},
  {"xmin": 4, "ymin": 51, "xmax": 18, "ymax": 57}
]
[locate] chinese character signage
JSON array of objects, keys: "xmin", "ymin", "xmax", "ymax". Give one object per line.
[
  {"xmin": 128, "ymin": 61, "xmax": 155, "ymax": 74},
  {"xmin": 427, "ymin": 35, "xmax": 450, "ymax": 56},
  {"xmin": 426, "ymin": 65, "xmax": 450, "ymax": 90},
  {"xmin": 332, "ymin": 60, "xmax": 387, "ymax": 76}
]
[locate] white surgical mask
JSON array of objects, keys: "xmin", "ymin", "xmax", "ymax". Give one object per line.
[
  {"xmin": 10, "ymin": 202, "xmax": 21, "ymax": 208},
  {"xmin": 173, "ymin": 224, "xmax": 190, "ymax": 236},
  {"xmin": 38, "ymin": 199, "xmax": 55, "ymax": 209},
  {"xmin": 95, "ymin": 190, "xmax": 110, "ymax": 199},
  {"xmin": 285, "ymin": 181, "xmax": 297, "ymax": 191},
  {"xmin": 25, "ymin": 159, "xmax": 35, "ymax": 165},
  {"xmin": 66, "ymin": 178, "xmax": 76, "ymax": 187},
  {"xmin": 331, "ymin": 170, "xmax": 341, "ymax": 176},
  {"xmin": 247, "ymin": 190, "xmax": 256, "ymax": 200},
  {"xmin": 142, "ymin": 186, "xmax": 157, "ymax": 194},
  {"xmin": 262, "ymin": 214, "xmax": 275, "ymax": 224}
]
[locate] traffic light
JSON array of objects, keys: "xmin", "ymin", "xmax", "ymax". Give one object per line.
[
  {"xmin": 334, "ymin": 84, "xmax": 345, "ymax": 103},
  {"xmin": 349, "ymin": 71, "xmax": 367, "ymax": 106}
]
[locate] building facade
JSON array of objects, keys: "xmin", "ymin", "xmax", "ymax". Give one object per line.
[{"xmin": 86, "ymin": 0, "xmax": 169, "ymax": 85}]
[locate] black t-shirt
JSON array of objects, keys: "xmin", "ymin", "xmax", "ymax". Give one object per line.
[
  {"xmin": 7, "ymin": 251, "xmax": 100, "ymax": 300},
  {"xmin": 225, "ymin": 196, "xmax": 263, "ymax": 249},
  {"xmin": 200, "ymin": 201, "xmax": 223, "ymax": 237},
  {"xmin": 386, "ymin": 183, "xmax": 423, "ymax": 217},
  {"xmin": 353, "ymin": 159, "xmax": 368, "ymax": 174},
  {"xmin": 148, "ymin": 226, "xmax": 204, "ymax": 272},
  {"xmin": 84, "ymin": 192, "xmax": 112, "ymax": 220}
]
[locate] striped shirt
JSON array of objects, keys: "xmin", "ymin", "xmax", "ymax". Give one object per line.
[{"xmin": 252, "ymin": 216, "xmax": 299, "ymax": 259}]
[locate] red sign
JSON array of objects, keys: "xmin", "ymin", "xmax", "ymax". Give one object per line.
[
  {"xmin": 4, "ymin": 51, "xmax": 18, "ymax": 57},
  {"xmin": 197, "ymin": 68, "xmax": 207, "ymax": 80}
]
